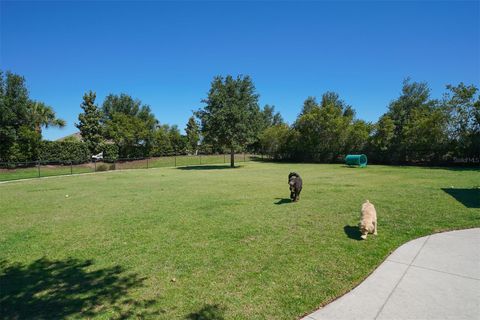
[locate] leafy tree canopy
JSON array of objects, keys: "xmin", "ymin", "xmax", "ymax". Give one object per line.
[
  {"xmin": 185, "ymin": 116, "xmax": 200, "ymax": 154},
  {"xmin": 101, "ymin": 94, "xmax": 158, "ymax": 158},
  {"xmin": 0, "ymin": 71, "xmax": 64, "ymax": 162},
  {"xmin": 76, "ymin": 91, "xmax": 103, "ymax": 154},
  {"xmin": 260, "ymin": 105, "xmax": 284, "ymax": 130},
  {"xmin": 293, "ymin": 91, "xmax": 364, "ymax": 161},
  {"xmin": 196, "ymin": 75, "xmax": 262, "ymax": 167},
  {"xmin": 443, "ymin": 83, "xmax": 480, "ymax": 157}
]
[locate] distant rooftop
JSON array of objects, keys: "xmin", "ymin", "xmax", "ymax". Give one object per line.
[
  {"xmin": 56, "ymin": 132, "xmax": 82, "ymax": 142},
  {"xmin": 55, "ymin": 132, "xmax": 114, "ymax": 145}
]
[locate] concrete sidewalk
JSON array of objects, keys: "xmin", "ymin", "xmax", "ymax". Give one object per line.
[{"xmin": 302, "ymin": 228, "xmax": 480, "ymax": 320}]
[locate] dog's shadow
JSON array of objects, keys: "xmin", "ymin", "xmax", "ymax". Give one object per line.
[
  {"xmin": 344, "ymin": 225, "xmax": 363, "ymax": 241},
  {"xmin": 274, "ymin": 198, "xmax": 292, "ymax": 205}
]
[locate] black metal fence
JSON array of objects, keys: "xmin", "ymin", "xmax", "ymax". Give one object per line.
[
  {"xmin": 259, "ymin": 149, "xmax": 480, "ymax": 166},
  {"xmin": 2, "ymin": 151, "xmax": 476, "ymax": 183},
  {"xmin": 0, "ymin": 153, "xmax": 258, "ymax": 182}
]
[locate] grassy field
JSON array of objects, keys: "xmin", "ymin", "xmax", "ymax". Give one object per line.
[
  {"xmin": 0, "ymin": 164, "xmax": 94, "ymax": 181},
  {"xmin": 1, "ymin": 162, "xmax": 479, "ymax": 319},
  {"xmin": 0, "ymin": 154, "xmax": 252, "ymax": 182}
]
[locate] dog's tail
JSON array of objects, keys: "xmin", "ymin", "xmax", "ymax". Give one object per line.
[{"xmin": 365, "ymin": 199, "xmax": 370, "ymax": 203}]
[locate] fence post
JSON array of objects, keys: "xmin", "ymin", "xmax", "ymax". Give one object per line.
[
  {"xmin": 94, "ymin": 160, "xmax": 97, "ymax": 172},
  {"xmin": 114, "ymin": 160, "xmax": 117, "ymax": 170},
  {"xmin": 70, "ymin": 161, "xmax": 73, "ymax": 175},
  {"xmin": 224, "ymin": 154, "xmax": 226, "ymax": 163},
  {"xmin": 146, "ymin": 158, "xmax": 149, "ymax": 169},
  {"xmin": 174, "ymin": 152, "xmax": 177, "ymax": 167},
  {"xmin": 37, "ymin": 161, "xmax": 40, "ymax": 178},
  {"xmin": 200, "ymin": 154, "xmax": 202, "ymax": 165},
  {"xmin": 244, "ymin": 152, "xmax": 246, "ymax": 162}
]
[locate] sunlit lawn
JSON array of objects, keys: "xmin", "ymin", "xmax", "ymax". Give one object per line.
[
  {"xmin": 1, "ymin": 162, "xmax": 478, "ymax": 319},
  {"xmin": 0, "ymin": 165, "xmax": 93, "ymax": 181},
  {"xmin": 0, "ymin": 154, "xmax": 252, "ymax": 182}
]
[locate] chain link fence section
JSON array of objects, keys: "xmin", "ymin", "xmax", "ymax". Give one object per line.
[{"xmin": 0, "ymin": 153, "xmax": 259, "ymax": 182}]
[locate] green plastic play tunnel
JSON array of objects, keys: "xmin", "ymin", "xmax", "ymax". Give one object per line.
[{"xmin": 345, "ymin": 154, "xmax": 368, "ymax": 167}]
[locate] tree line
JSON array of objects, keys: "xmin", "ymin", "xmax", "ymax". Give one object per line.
[
  {"xmin": 1, "ymin": 70, "xmax": 478, "ymax": 167},
  {"xmin": 262, "ymin": 79, "xmax": 479, "ymax": 165}
]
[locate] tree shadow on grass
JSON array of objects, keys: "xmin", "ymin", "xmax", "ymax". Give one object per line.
[
  {"xmin": 186, "ymin": 304, "xmax": 226, "ymax": 320},
  {"xmin": 442, "ymin": 188, "xmax": 480, "ymax": 208},
  {"xmin": 177, "ymin": 165, "xmax": 240, "ymax": 170},
  {"xmin": 0, "ymin": 258, "xmax": 159, "ymax": 319},
  {"xmin": 274, "ymin": 198, "xmax": 292, "ymax": 205},
  {"xmin": 344, "ymin": 225, "xmax": 363, "ymax": 241}
]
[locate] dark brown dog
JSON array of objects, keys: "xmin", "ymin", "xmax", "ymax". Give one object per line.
[{"xmin": 288, "ymin": 172, "xmax": 303, "ymax": 202}]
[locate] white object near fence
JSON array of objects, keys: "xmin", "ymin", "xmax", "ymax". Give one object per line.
[{"xmin": 92, "ymin": 152, "xmax": 103, "ymax": 160}]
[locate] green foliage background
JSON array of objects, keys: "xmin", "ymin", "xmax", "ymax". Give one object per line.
[
  {"xmin": 38, "ymin": 141, "xmax": 90, "ymax": 164},
  {"xmin": 1, "ymin": 70, "xmax": 478, "ymax": 165}
]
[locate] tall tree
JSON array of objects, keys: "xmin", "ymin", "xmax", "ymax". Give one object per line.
[
  {"xmin": 369, "ymin": 115, "xmax": 395, "ymax": 163},
  {"xmin": 403, "ymin": 106, "xmax": 448, "ymax": 162},
  {"xmin": 101, "ymin": 94, "xmax": 158, "ymax": 158},
  {"xmin": 0, "ymin": 71, "xmax": 62, "ymax": 162},
  {"xmin": 76, "ymin": 91, "xmax": 103, "ymax": 154},
  {"xmin": 150, "ymin": 124, "xmax": 173, "ymax": 156},
  {"xmin": 169, "ymin": 125, "xmax": 187, "ymax": 154},
  {"xmin": 196, "ymin": 75, "xmax": 262, "ymax": 167},
  {"xmin": 260, "ymin": 104, "xmax": 284, "ymax": 130},
  {"xmin": 102, "ymin": 94, "xmax": 142, "ymax": 119},
  {"xmin": 345, "ymin": 119, "xmax": 372, "ymax": 155},
  {"xmin": 443, "ymin": 83, "xmax": 480, "ymax": 157},
  {"xmin": 386, "ymin": 79, "xmax": 435, "ymax": 161},
  {"xmin": 0, "ymin": 71, "xmax": 30, "ymax": 161},
  {"xmin": 185, "ymin": 116, "xmax": 200, "ymax": 155},
  {"xmin": 103, "ymin": 113, "xmax": 149, "ymax": 158},
  {"xmin": 259, "ymin": 124, "xmax": 291, "ymax": 159},
  {"xmin": 150, "ymin": 124, "xmax": 187, "ymax": 156},
  {"xmin": 294, "ymin": 92, "xmax": 357, "ymax": 161},
  {"xmin": 300, "ymin": 96, "xmax": 318, "ymax": 115},
  {"xmin": 28, "ymin": 101, "xmax": 65, "ymax": 135}
]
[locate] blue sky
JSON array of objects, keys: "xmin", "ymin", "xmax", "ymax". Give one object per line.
[{"xmin": 1, "ymin": 1, "xmax": 479, "ymax": 140}]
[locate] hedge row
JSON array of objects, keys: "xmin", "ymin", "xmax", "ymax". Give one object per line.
[
  {"xmin": 38, "ymin": 141, "xmax": 119, "ymax": 163},
  {"xmin": 38, "ymin": 141, "xmax": 90, "ymax": 163},
  {"xmin": 101, "ymin": 143, "xmax": 119, "ymax": 161}
]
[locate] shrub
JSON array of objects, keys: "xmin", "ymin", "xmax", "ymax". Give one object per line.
[
  {"xmin": 38, "ymin": 141, "xmax": 90, "ymax": 164},
  {"xmin": 96, "ymin": 164, "xmax": 109, "ymax": 171},
  {"xmin": 101, "ymin": 143, "xmax": 119, "ymax": 162}
]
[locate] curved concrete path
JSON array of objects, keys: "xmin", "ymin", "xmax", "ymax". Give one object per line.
[{"xmin": 302, "ymin": 228, "xmax": 480, "ymax": 320}]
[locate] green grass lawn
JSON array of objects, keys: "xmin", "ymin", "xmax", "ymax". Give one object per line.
[
  {"xmin": 0, "ymin": 165, "xmax": 94, "ymax": 181},
  {"xmin": 1, "ymin": 162, "xmax": 479, "ymax": 319},
  {"xmin": 0, "ymin": 154, "xmax": 253, "ymax": 182}
]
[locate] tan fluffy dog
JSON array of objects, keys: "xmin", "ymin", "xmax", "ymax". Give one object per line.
[{"xmin": 359, "ymin": 200, "xmax": 377, "ymax": 240}]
